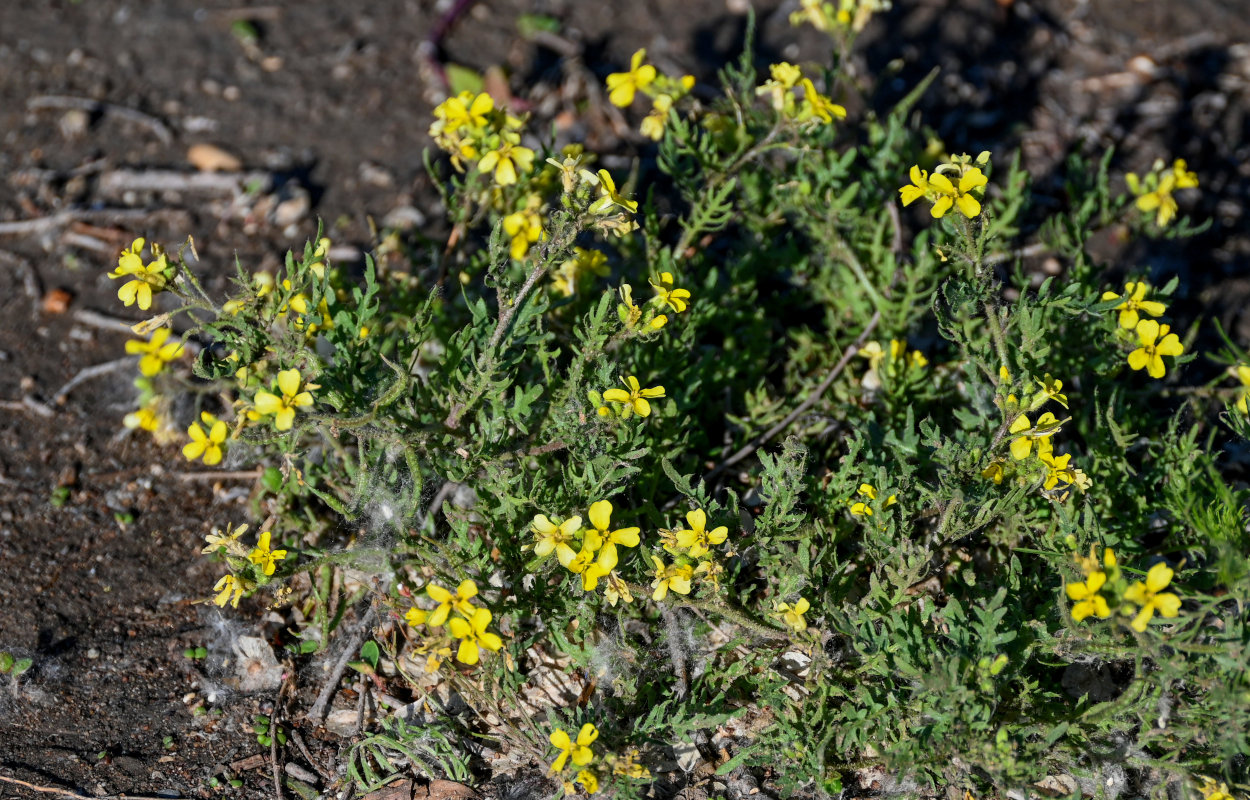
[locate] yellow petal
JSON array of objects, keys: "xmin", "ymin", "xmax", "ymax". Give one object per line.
[
  {"xmin": 277, "ymin": 369, "xmax": 302, "ymax": 398},
  {"xmin": 588, "ymin": 500, "xmax": 613, "ymax": 532},
  {"xmin": 1145, "ymin": 562, "xmax": 1174, "ymax": 593}
]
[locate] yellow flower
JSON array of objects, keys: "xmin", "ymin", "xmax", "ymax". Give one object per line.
[
  {"xmin": 202, "ymin": 522, "xmax": 249, "ymax": 556},
  {"xmin": 1128, "ymin": 320, "xmax": 1184, "ymax": 379},
  {"xmin": 604, "ymin": 571, "xmax": 634, "ymax": 606},
  {"xmin": 1196, "ymin": 777, "xmax": 1234, "ymax": 800},
  {"xmin": 247, "ymin": 531, "xmax": 287, "ymax": 576},
  {"xmin": 1037, "ymin": 440, "xmax": 1076, "ymax": 491},
  {"xmin": 1009, "ymin": 412, "xmax": 1063, "ymax": 460},
  {"xmin": 775, "ymin": 597, "xmax": 810, "ymax": 632},
  {"xmin": 416, "ymin": 635, "xmax": 453, "ymax": 673},
  {"xmin": 650, "ymin": 556, "xmax": 693, "ymax": 601},
  {"xmin": 640, "ymin": 93, "xmax": 674, "ymax": 140},
  {"xmin": 253, "ymin": 368, "xmax": 315, "ymax": 431},
  {"xmin": 1127, "ymin": 159, "xmax": 1198, "ymax": 227},
  {"xmin": 552, "ymin": 248, "xmax": 610, "ymax": 297},
  {"xmin": 573, "ymin": 770, "xmax": 599, "ymax": 795},
  {"xmin": 790, "ymin": 0, "xmax": 835, "ymax": 31},
  {"xmin": 531, "ymin": 514, "xmax": 583, "ymax": 568},
  {"xmin": 432, "ymin": 91, "xmax": 494, "ymax": 133},
  {"xmin": 928, "ymin": 167, "xmax": 988, "ymax": 218},
  {"xmin": 649, "ymin": 272, "xmax": 691, "ymax": 314},
  {"xmin": 607, "ymin": 750, "xmax": 650, "ymax": 779},
  {"xmin": 605, "ymin": 49, "xmax": 656, "ymax": 107},
  {"xmin": 126, "ymin": 327, "xmax": 184, "ymax": 376},
  {"xmin": 1124, "ymin": 562, "xmax": 1181, "ymax": 632},
  {"xmin": 616, "ymin": 284, "xmax": 665, "ymax": 330},
  {"xmin": 212, "ymin": 574, "xmax": 250, "ymax": 608},
  {"xmin": 674, "ymin": 509, "xmax": 727, "ymax": 558},
  {"xmin": 602, "ymin": 375, "xmax": 665, "ymax": 418},
  {"xmin": 1065, "ymin": 570, "xmax": 1111, "ymax": 621},
  {"xmin": 1233, "ymin": 364, "xmax": 1250, "ymax": 415},
  {"xmin": 404, "ymin": 607, "xmax": 428, "ymax": 628},
  {"xmin": 1101, "ymin": 281, "xmax": 1166, "ymax": 329},
  {"xmin": 109, "ymin": 238, "xmax": 168, "ymax": 310},
  {"xmin": 900, "ymin": 164, "xmax": 988, "ymax": 218},
  {"xmin": 477, "ymin": 135, "xmax": 535, "ymax": 186},
  {"xmin": 756, "ymin": 62, "xmax": 802, "ymax": 111},
  {"xmin": 797, "ymin": 78, "xmax": 846, "ymax": 124},
  {"xmin": 586, "ymin": 500, "xmax": 640, "ymax": 565},
  {"xmin": 549, "ymin": 724, "xmax": 598, "ymax": 773},
  {"xmin": 981, "ymin": 461, "xmax": 1005, "ymax": 484},
  {"xmin": 426, "ymin": 579, "xmax": 480, "ymax": 627},
  {"xmin": 1033, "ymin": 374, "xmax": 1068, "ymax": 409},
  {"xmin": 123, "ymin": 405, "xmax": 161, "ymax": 433},
  {"xmin": 183, "ymin": 412, "xmax": 229, "ymax": 466},
  {"xmin": 502, "ymin": 200, "xmax": 545, "ymax": 260},
  {"xmin": 447, "ymin": 607, "xmax": 503, "ymax": 665},
  {"xmin": 588, "ymin": 169, "xmax": 637, "ymax": 215}
]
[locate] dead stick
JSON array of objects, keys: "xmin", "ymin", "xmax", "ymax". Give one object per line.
[
  {"xmin": 289, "ymin": 728, "xmax": 334, "ymax": 783},
  {"xmin": 175, "ymin": 469, "xmax": 264, "ymax": 482},
  {"xmin": 0, "ymin": 773, "xmax": 177, "ymax": 800},
  {"xmin": 307, "ymin": 606, "xmax": 377, "ymax": 723},
  {"xmin": 54, "ymin": 357, "xmax": 137, "ymax": 401},
  {"xmin": 26, "ymin": 95, "xmax": 172, "ymax": 144},
  {"xmin": 677, "ymin": 309, "xmax": 881, "ymax": 504}
]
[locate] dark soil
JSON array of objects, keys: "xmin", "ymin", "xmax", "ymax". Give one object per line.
[{"xmin": 2, "ymin": 1, "xmax": 1248, "ymax": 798}]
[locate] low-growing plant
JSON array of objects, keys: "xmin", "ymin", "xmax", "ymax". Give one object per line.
[{"xmin": 105, "ymin": 9, "xmax": 1248, "ymax": 799}]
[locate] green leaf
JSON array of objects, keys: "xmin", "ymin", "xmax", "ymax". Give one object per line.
[{"xmin": 445, "ymin": 64, "xmax": 484, "ymax": 95}]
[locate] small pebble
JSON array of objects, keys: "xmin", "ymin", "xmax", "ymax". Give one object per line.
[{"xmin": 87, "ymin": 648, "xmax": 100, "ymax": 659}]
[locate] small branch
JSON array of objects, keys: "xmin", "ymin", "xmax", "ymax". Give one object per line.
[
  {"xmin": 27, "ymin": 95, "xmax": 173, "ymax": 144},
  {"xmin": 98, "ymin": 169, "xmax": 273, "ymax": 198},
  {"xmin": 72, "ymin": 309, "xmax": 140, "ymax": 334},
  {"xmin": 270, "ymin": 695, "xmax": 284, "ymax": 800},
  {"xmin": 307, "ymin": 606, "xmax": 377, "ymax": 723},
  {"xmin": 53, "ymin": 357, "xmax": 137, "ymax": 401},
  {"xmin": 175, "ymin": 469, "xmax": 264, "ymax": 482},
  {"xmin": 289, "ymin": 728, "xmax": 334, "ymax": 783},
  {"xmin": 488, "ymin": 258, "xmax": 550, "ymax": 352},
  {"xmin": 0, "ymin": 773, "xmax": 175, "ymax": 800},
  {"xmin": 0, "ymin": 397, "xmax": 56, "ymax": 418},
  {"xmin": 694, "ymin": 310, "xmax": 881, "ymax": 491}
]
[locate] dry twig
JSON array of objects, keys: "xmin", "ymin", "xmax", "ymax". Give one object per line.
[
  {"xmin": 26, "ymin": 95, "xmax": 173, "ymax": 144},
  {"xmin": 308, "ymin": 606, "xmax": 378, "ymax": 723}
]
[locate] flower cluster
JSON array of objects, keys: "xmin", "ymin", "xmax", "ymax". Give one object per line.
[
  {"xmin": 755, "ymin": 62, "xmax": 847, "ymax": 125},
  {"xmin": 1064, "ymin": 547, "xmax": 1182, "ymax": 633},
  {"xmin": 1102, "ymin": 281, "xmax": 1185, "ymax": 379},
  {"xmin": 548, "ymin": 723, "xmax": 601, "ymax": 794},
  {"xmin": 551, "ymin": 248, "xmax": 610, "ymax": 298},
  {"xmin": 983, "ymin": 370, "xmax": 1090, "ymax": 499},
  {"xmin": 790, "ymin": 0, "xmax": 891, "ymax": 33},
  {"xmin": 858, "ymin": 338, "xmax": 928, "ymax": 391},
  {"xmin": 204, "ymin": 523, "xmax": 288, "ymax": 608},
  {"xmin": 404, "ymin": 579, "xmax": 503, "ymax": 668},
  {"xmin": 848, "ymin": 483, "xmax": 897, "ymax": 517},
  {"xmin": 605, "ymin": 49, "xmax": 695, "ymax": 141},
  {"xmin": 429, "ymin": 90, "xmax": 535, "ymax": 186},
  {"xmin": 899, "ymin": 153, "xmax": 991, "ymax": 220},
  {"xmin": 529, "ymin": 502, "xmax": 640, "ymax": 603},
  {"xmin": 653, "ymin": 508, "xmax": 731, "ymax": 599},
  {"xmin": 1125, "ymin": 158, "xmax": 1199, "ymax": 227}
]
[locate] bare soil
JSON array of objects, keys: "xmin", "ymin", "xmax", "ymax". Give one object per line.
[{"xmin": 2, "ymin": 1, "xmax": 1248, "ymax": 797}]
